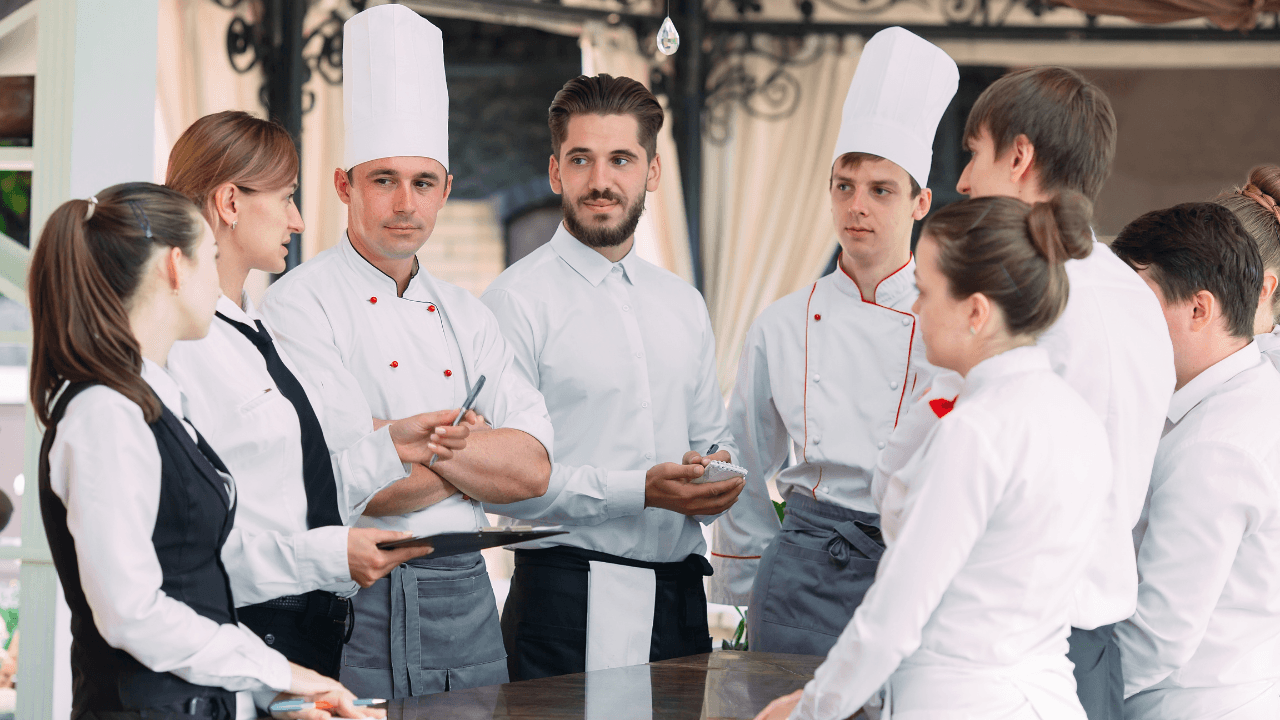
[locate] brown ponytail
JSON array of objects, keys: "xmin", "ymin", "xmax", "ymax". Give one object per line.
[
  {"xmin": 1212, "ymin": 164, "xmax": 1280, "ymax": 315},
  {"xmin": 922, "ymin": 191, "xmax": 1094, "ymax": 338},
  {"xmin": 28, "ymin": 183, "xmax": 204, "ymax": 426}
]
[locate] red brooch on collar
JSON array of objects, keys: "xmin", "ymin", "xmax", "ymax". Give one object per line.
[{"xmin": 929, "ymin": 396, "xmax": 958, "ymax": 418}]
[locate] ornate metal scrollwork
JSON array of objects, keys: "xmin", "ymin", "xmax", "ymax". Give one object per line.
[{"xmin": 702, "ymin": 34, "xmax": 827, "ymax": 144}]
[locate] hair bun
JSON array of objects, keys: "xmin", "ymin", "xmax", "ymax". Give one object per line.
[{"xmin": 1026, "ymin": 191, "xmax": 1094, "ymax": 264}]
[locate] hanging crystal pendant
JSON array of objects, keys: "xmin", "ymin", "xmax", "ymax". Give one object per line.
[{"xmin": 656, "ymin": 16, "xmax": 680, "ymax": 55}]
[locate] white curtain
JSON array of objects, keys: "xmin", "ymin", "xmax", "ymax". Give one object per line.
[
  {"xmin": 581, "ymin": 22, "xmax": 694, "ymax": 285},
  {"xmin": 702, "ymin": 33, "xmax": 863, "ymax": 394}
]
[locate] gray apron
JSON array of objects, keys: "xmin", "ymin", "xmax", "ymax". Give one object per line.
[
  {"xmin": 340, "ymin": 551, "xmax": 508, "ymax": 698},
  {"xmin": 748, "ymin": 492, "xmax": 885, "ymax": 655}
]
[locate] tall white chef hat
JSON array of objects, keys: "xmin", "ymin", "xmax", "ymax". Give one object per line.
[
  {"xmin": 343, "ymin": 4, "xmax": 449, "ymax": 172},
  {"xmin": 831, "ymin": 27, "xmax": 958, "ymax": 189}
]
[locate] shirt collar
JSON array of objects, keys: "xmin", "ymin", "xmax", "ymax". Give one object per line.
[
  {"xmin": 959, "ymin": 345, "xmax": 1051, "ymax": 398},
  {"xmin": 1255, "ymin": 324, "xmax": 1280, "ymax": 355},
  {"xmin": 1167, "ymin": 341, "xmax": 1262, "ymax": 424},
  {"xmin": 832, "ymin": 255, "xmax": 916, "ymax": 305},
  {"xmin": 338, "ymin": 231, "xmax": 429, "ymax": 297},
  {"xmin": 142, "ymin": 357, "xmax": 189, "ymax": 420},
  {"xmin": 549, "ymin": 223, "xmax": 640, "ymax": 287},
  {"xmin": 216, "ymin": 293, "xmax": 256, "ymax": 325}
]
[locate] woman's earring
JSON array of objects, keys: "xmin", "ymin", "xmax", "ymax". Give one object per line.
[
  {"xmin": 231, "ymin": 221, "xmax": 238, "ymax": 230},
  {"xmin": 969, "ymin": 326, "xmax": 977, "ymax": 335}
]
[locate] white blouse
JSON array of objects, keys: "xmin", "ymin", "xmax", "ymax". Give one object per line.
[
  {"xmin": 1116, "ymin": 342, "xmax": 1280, "ymax": 719},
  {"xmin": 791, "ymin": 347, "xmax": 1111, "ymax": 720},
  {"xmin": 168, "ymin": 294, "xmax": 410, "ymax": 605},
  {"xmin": 708, "ymin": 260, "xmax": 934, "ymax": 604},
  {"xmin": 46, "ymin": 360, "xmax": 290, "ymax": 698},
  {"xmin": 260, "ymin": 234, "xmax": 554, "ymax": 537}
]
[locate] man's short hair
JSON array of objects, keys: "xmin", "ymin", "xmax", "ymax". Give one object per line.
[
  {"xmin": 965, "ymin": 67, "xmax": 1116, "ymax": 203},
  {"xmin": 548, "ymin": 74, "xmax": 664, "ymax": 160},
  {"xmin": 1111, "ymin": 202, "xmax": 1262, "ymax": 340},
  {"xmin": 831, "ymin": 152, "xmax": 922, "ymax": 198}
]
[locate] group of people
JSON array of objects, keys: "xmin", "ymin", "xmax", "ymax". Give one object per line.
[{"xmin": 24, "ymin": 3, "xmax": 1280, "ymax": 720}]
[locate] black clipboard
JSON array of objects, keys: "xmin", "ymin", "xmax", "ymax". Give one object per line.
[{"xmin": 376, "ymin": 527, "xmax": 567, "ymax": 557}]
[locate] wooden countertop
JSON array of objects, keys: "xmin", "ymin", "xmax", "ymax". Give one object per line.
[{"xmin": 385, "ymin": 650, "xmax": 825, "ymax": 719}]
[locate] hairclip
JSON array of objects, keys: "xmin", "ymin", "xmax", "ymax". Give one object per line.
[
  {"xmin": 84, "ymin": 196, "xmax": 98, "ymax": 221},
  {"xmin": 126, "ymin": 200, "xmax": 153, "ymax": 239}
]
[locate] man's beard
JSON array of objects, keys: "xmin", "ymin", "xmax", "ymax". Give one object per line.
[{"xmin": 562, "ymin": 188, "xmax": 646, "ymax": 249}]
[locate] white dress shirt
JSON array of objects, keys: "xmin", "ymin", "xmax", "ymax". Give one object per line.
[
  {"xmin": 260, "ymin": 234, "xmax": 554, "ymax": 537},
  {"xmin": 46, "ymin": 360, "xmax": 291, "ymax": 698},
  {"xmin": 480, "ymin": 224, "xmax": 736, "ymax": 562},
  {"xmin": 1256, "ymin": 324, "xmax": 1280, "ymax": 370},
  {"xmin": 871, "ymin": 241, "xmax": 1175, "ymax": 631},
  {"xmin": 168, "ymin": 294, "xmax": 410, "ymax": 605},
  {"xmin": 708, "ymin": 259, "xmax": 934, "ymax": 604},
  {"xmin": 792, "ymin": 347, "xmax": 1111, "ymax": 720},
  {"xmin": 1116, "ymin": 342, "xmax": 1280, "ymax": 718}
]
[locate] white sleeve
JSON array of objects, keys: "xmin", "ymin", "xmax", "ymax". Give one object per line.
[
  {"xmin": 870, "ymin": 371, "xmax": 964, "ymax": 511},
  {"xmin": 708, "ymin": 320, "xmax": 786, "ymax": 605},
  {"xmin": 1115, "ymin": 442, "xmax": 1258, "ymax": 697},
  {"xmin": 53, "ymin": 392, "xmax": 291, "ymax": 693},
  {"xmin": 791, "ymin": 414, "xmax": 1006, "ymax": 720},
  {"xmin": 220, "ymin": 525, "xmax": 351, "ymax": 606}
]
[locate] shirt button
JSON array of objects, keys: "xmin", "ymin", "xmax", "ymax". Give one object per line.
[
  {"xmin": 369, "ymin": 296, "xmax": 378, "ymax": 304},
  {"xmin": 812, "ymin": 373, "xmax": 820, "ymax": 383},
  {"xmin": 812, "ymin": 435, "xmax": 822, "ymax": 445},
  {"xmin": 264, "ymin": 633, "xmax": 275, "ymax": 645},
  {"xmin": 645, "ymin": 452, "xmax": 654, "ymax": 459},
  {"xmin": 641, "ymin": 401, "xmax": 650, "ymax": 408},
  {"xmin": 635, "ymin": 352, "xmax": 643, "ymax": 359},
  {"xmin": 390, "ymin": 361, "xmax": 399, "ymax": 368},
  {"xmin": 890, "ymin": 381, "xmax": 899, "ymax": 390},
  {"xmin": 877, "ymin": 441, "xmax": 886, "ymax": 450},
  {"xmin": 902, "ymin": 317, "xmax": 911, "ymax": 326},
  {"xmin": 444, "ymin": 369, "xmax": 452, "ymax": 377},
  {"xmin": 814, "ymin": 313, "xmax": 821, "ymax": 321},
  {"xmin": 623, "ymin": 305, "xmax": 631, "ymax": 312},
  {"xmin": 427, "ymin": 304, "xmax": 437, "ymax": 313}
]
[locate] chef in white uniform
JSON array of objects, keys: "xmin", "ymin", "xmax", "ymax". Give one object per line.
[
  {"xmin": 1110, "ymin": 203, "xmax": 1280, "ymax": 720},
  {"xmin": 481, "ymin": 73, "xmax": 742, "ymax": 681},
  {"xmin": 870, "ymin": 66, "xmax": 1175, "ymax": 720},
  {"xmin": 166, "ymin": 110, "xmax": 469, "ymax": 682},
  {"xmin": 1211, "ymin": 165, "xmax": 1280, "ymax": 369},
  {"xmin": 260, "ymin": 4, "xmax": 554, "ymax": 699},
  {"xmin": 756, "ymin": 192, "xmax": 1109, "ymax": 720},
  {"xmin": 708, "ymin": 27, "xmax": 954, "ymax": 656}
]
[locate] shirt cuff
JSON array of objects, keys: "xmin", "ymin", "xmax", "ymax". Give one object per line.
[
  {"xmin": 296, "ymin": 525, "xmax": 352, "ymax": 586},
  {"xmin": 341, "ymin": 425, "xmax": 412, "ymax": 519},
  {"xmin": 605, "ymin": 469, "xmax": 646, "ymax": 519}
]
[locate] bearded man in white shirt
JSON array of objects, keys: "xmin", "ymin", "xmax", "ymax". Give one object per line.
[
  {"xmin": 481, "ymin": 73, "xmax": 743, "ymax": 681},
  {"xmin": 1109, "ymin": 202, "xmax": 1280, "ymax": 720},
  {"xmin": 261, "ymin": 5, "xmax": 553, "ymax": 699},
  {"xmin": 707, "ymin": 27, "xmax": 954, "ymax": 657},
  {"xmin": 874, "ymin": 66, "xmax": 1175, "ymax": 720}
]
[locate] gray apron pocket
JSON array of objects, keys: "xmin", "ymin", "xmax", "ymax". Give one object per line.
[{"xmin": 759, "ymin": 531, "xmax": 879, "ymax": 637}]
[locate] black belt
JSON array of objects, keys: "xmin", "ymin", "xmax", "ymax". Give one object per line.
[{"xmin": 250, "ymin": 590, "xmax": 350, "ymax": 621}]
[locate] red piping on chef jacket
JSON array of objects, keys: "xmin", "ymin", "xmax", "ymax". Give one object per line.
[
  {"xmin": 841, "ymin": 258, "xmax": 916, "ymax": 427},
  {"xmin": 711, "ymin": 552, "xmax": 762, "ymax": 560}
]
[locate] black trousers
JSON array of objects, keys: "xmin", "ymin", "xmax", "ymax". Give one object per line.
[
  {"xmin": 239, "ymin": 592, "xmax": 350, "ymax": 680},
  {"xmin": 501, "ymin": 547, "xmax": 713, "ymax": 681},
  {"xmin": 1068, "ymin": 624, "xmax": 1124, "ymax": 720}
]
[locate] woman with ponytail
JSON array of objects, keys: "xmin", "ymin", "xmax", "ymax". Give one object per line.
[
  {"xmin": 30, "ymin": 183, "xmax": 372, "ymax": 720},
  {"xmin": 1212, "ymin": 164, "xmax": 1280, "ymax": 365},
  {"xmin": 755, "ymin": 193, "xmax": 1111, "ymax": 720},
  {"xmin": 163, "ymin": 111, "xmax": 471, "ymax": 681}
]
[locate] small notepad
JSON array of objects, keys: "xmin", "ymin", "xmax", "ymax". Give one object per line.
[{"xmin": 691, "ymin": 460, "xmax": 748, "ymax": 484}]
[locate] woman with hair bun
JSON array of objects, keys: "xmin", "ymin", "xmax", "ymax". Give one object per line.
[
  {"xmin": 29, "ymin": 183, "xmax": 367, "ymax": 719},
  {"xmin": 1213, "ymin": 164, "xmax": 1280, "ymax": 366},
  {"xmin": 755, "ymin": 193, "xmax": 1111, "ymax": 720},
  {"xmin": 165, "ymin": 110, "xmax": 470, "ymax": 682}
]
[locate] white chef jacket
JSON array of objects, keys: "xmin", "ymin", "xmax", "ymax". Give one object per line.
[
  {"xmin": 46, "ymin": 360, "xmax": 291, "ymax": 698},
  {"xmin": 871, "ymin": 240, "xmax": 1174, "ymax": 631},
  {"xmin": 1115, "ymin": 342, "xmax": 1280, "ymax": 716},
  {"xmin": 260, "ymin": 234, "xmax": 554, "ymax": 537},
  {"xmin": 480, "ymin": 224, "xmax": 737, "ymax": 562},
  {"xmin": 708, "ymin": 259, "xmax": 933, "ymax": 604},
  {"xmin": 1256, "ymin": 324, "xmax": 1280, "ymax": 370},
  {"xmin": 791, "ymin": 346, "xmax": 1111, "ymax": 720},
  {"xmin": 168, "ymin": 293, "xmax": 411, "ymax": 605}
]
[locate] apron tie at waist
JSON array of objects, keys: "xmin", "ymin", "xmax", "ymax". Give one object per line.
[
  {"xmin": 825, "ymin": 520, "xmax": 885, "ymax": 566},
  {"xmin": 389, "ymin": 563, "xmax": 427, "ymax": 698}
]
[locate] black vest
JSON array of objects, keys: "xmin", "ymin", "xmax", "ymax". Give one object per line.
[{"xmin": 38, "ymin": 383, "xmax": 240, "ymax": 718}]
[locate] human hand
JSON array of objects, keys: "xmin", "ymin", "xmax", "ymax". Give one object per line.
[
  {"xmin": 644, "ymin": 462, "xmax": 744, "ymax": 516},
  {"xmin": 461, "ymin": 409, "xmax": 491, "ymax": 433},
  {"xmin": 272, "ymin": 669, "xmax": 385, "ymax": 719},
  {"xmin": 347, "ymin": 528, "xmax": 432, "ymax": 587},
  {"xmin": 752, "ymin": 689, "xmax": 803, "ymax": 720},
  {"xmin": 387, "ymin": 410, "xmax": 470, "ymax": 465},
  {"xmin": 682, "ymin": 449, "xmax": 732, "ymax": 467}
]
